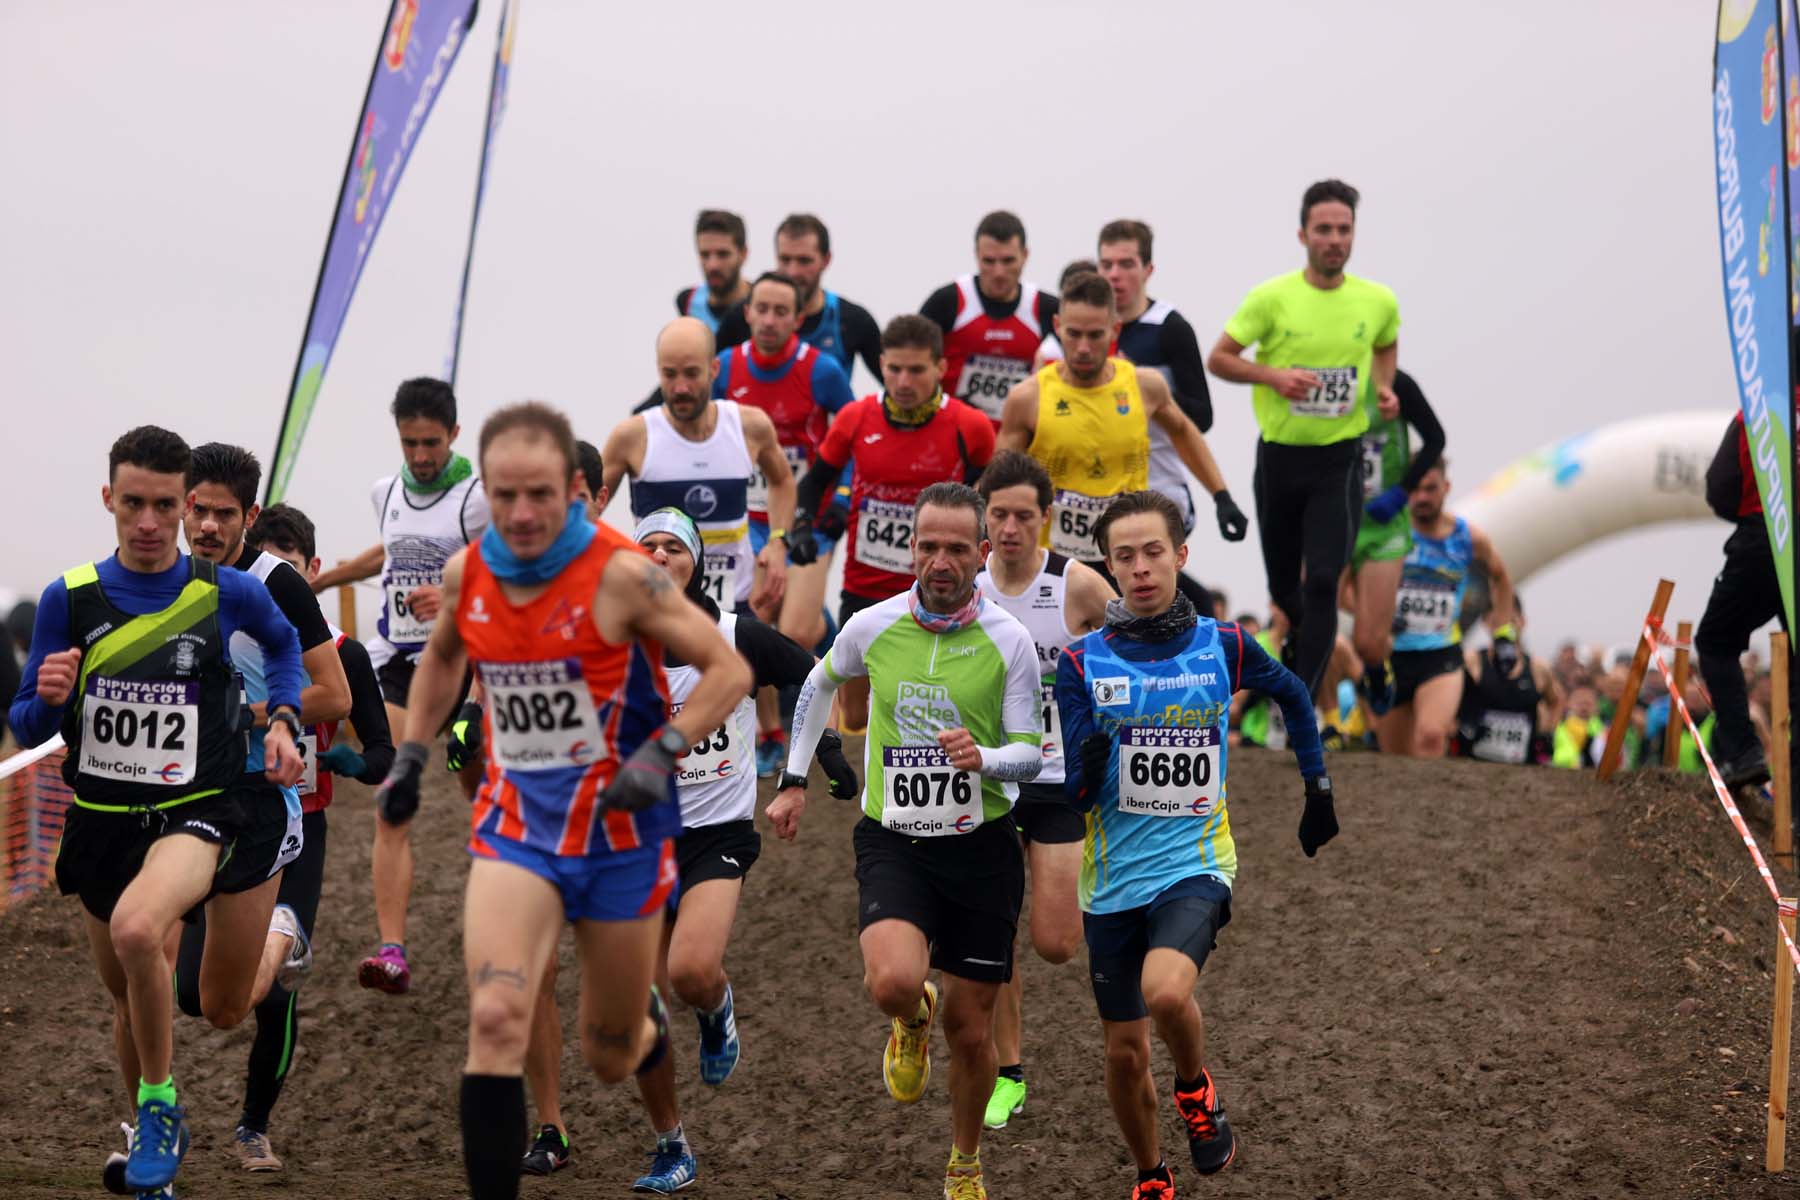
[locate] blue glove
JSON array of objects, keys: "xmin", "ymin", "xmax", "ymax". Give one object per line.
[
  {"xmin": 1365, "ymin": 484, "xmax": 1407, "ymax": 525},
  {"xmin": 318, "ymin": 742, "xmax": 367, "ymax": 779}
]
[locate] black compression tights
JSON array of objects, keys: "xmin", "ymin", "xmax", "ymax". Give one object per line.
[{"xmin": 1252, "ymin": 439, "xmax": 1361, "ymax": 698}]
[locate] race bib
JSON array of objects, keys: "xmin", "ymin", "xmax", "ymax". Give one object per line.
[
  {"xmin": 296, "ymin": 731, "xmax": 319, "ymax": 797},
  {"xmin": 480, "ymin": 659, "xmax": 606, "ymax": 772},
  {"xmin": 959, "ymin": 354, "xmax": 1032, "ymax": 418},
  {"xmin": 746, "ymin": 444, "xmax": 808, "ymax": 517},
  {"xmin": 1473, "ymin": 710, "xmax": 1532, "ymax": 764},
  {"xmin": 1293, "ymin": 366, "xmax": 1358, "ymax": 418},
  {"xmin": 1360, "ymin": 432, "xmax": 1386, "ymax": 501},
  {"xmin": 672, "ymin": 701, "xmax": 742, "ymax": 787},
  {"xmin": 1048, "ymin": 489, "xmax": 1111, "ymax": 561},
  {"xmin": 1039, "ymin": 679, "xmax": 1062, "ymax": 763},
  {"xmin": 701, "ymin": 548, "xmax": 741, "ymax": 606},
  {"xmin": 880, "ymin": 745, "xmax": 980, "ymax": 836},
  {"xmin": 1396, "ymin": 579, "xmax": 1457, "ymax": 639},
  {"xmin": 384, "ymin": 577, "xmax": 435, "ymax": 644},
  {"xmin": 854, "ymin": 498, "xmax": 914, "ymax": 575},
  {"xmin": 1117, "ymin": 725, "xmax": 1219, "ymax": 818},
  {"xmin": 80, "ymin": 677, "xmax": 199, "ymax": 786}
]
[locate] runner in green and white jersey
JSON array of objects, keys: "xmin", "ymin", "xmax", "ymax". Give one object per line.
[{"xmin": 769, "ymin": 482, "xmax": 1042, "ymax": 1200}]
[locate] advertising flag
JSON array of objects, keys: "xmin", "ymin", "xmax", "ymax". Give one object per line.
[
  {"xmin": 1715, "ymin": 0, "xmax": 1797, "ymax": 632},
  {"xmin": 267, "ymin": 0, "xmax": 481, "ymax": 505},
  {"xmin": 446, "ymin": 0, "xmax": 518, "ymax": 386}
]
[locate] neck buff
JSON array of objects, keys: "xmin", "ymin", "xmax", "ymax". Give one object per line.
[
  {"xmin": 910, "ymin": 581, "xmax": 984, "ymax": 635},
  {"xmin": 1103, "ymin": 590, "xmax": 1197, "ymax": 643},
  {"xmin": 480, "ymin": 502, "xmax": 596, "ymax": 585},
  {"xmin": 883, "ymin": 389, "xmax": 945, "ymax": 428},
  {"xmin": 402, "ymin": 453, "xmax": 473, "ymax": 495},
  {"xmin": 748, "ymin": 334, "xmax": 799, "ymax": 371}
]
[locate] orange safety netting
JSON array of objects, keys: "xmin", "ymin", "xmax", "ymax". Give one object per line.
[{"xmin": 0, "ymin": 749, "xmax": 69, "ymax": 910}]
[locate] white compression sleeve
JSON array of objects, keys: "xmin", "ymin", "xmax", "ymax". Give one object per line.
[
  {"xmin": 976, "ymin": 739, "xmax": 1044, "ymax": 782},
  {"xmin": 783, "ymin": 659, "xmax": 841, "ymax": 779}
]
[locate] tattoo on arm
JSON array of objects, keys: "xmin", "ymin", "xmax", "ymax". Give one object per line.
[
  {"xmin": 638, "ymin": 562, "xmax": 674, "ymax": 599},
  {"xmin": 473, "ymin": 961, "xmax": 528, "ymax": 989}
]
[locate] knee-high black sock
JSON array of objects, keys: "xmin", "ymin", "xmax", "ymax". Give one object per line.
[
  {"xmin": 238, "ymin": 987, "xmax": 298, "ymax": 1133},
  {"xmin": 460, "ymin": 1074, "xmax": 525, "ymax": 1200}
]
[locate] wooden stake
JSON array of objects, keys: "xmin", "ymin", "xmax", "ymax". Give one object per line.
[
  {"xmin": 1665, "ymin": 621, "xmax": 1692, "ymax": 768},
  {"xmin": 1598, "ymin": 579, "xmax": 1674, "ymax": 780},
  {"xmin": 337, "ymin": 584, "xmax": 357, "ymax": 642},
  {"xmin": 1775, "ymin": 631, "xmax": 1792, "ymax": 869},
  {"xmin": 1769, "ymin": 898, "xmax": 1797, "ymax": 1172}
]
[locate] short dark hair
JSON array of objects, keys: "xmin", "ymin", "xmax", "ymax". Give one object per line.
[
  {"xmin": 479, "ymin": 401, "xmax": 578, "ymax": 478},
  {"xmin": 391, "ymin": 377, "xmax": 457, "ymax": 429},
  {"xmin": 749, "ymin": 271, "xmax": 803, "ymax": 309},
  {"xmin": 109, "ymin": 425, "xmax": 190, "ymax": 481},
  {"xmin": 248, "ymin": 502, "xmax": 317, "ymax": 562},
  {"xmin": 975, "ymin": 450, "xmax": 1052, "ymax": 511},
  {"xmin": 1300, "ymin": 179, "xmax": 1360, "ymax": 228},
  {"xmin": 1058, "ymin": 258, "xmax": 1098, "ymax": 288},
  {"xmin": 695, "ymin": 208, "xmax": 747, "ymax": 251},
  {"xmin": 575, "ymin": 439, "xmax": 604, "ymax": 495},
  {"xmin": 1060, "ymin": 270, "xmax": 1115, "ymax": 314},
  {"xmin": 187, "ymin": 442, "xmax": 262, "ymax": 511},
  {"xmin": 776, "ymin": 213, "xmax": 830, "ymax": 257},
  {"xmin": 915, "ymin": 481, "xmax": 986, "ymax": 542},
  {"xmin": 1094, "ymin": 490, "xmax": 1186, "ymax": 557},
  {"xmin": 975, "ymin": 210, "xmax": 1026, "ymax": 248},
  {"xmin": 881, "ymin": 314, "xmax": 943, "ymax": 358},
  {"xmin": 1098, "ymin": 219, "xmax": 1153, "ymax": 264}
]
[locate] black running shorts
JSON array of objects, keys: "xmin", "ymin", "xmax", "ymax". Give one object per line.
[
  {"xmin": 837, "ymin": 590, "xmax": 885, "ymax": 630},
  {"xmin": 1083, "ymin": 874, "xmax": 1232, "ymax": 1022},
  {"xmin": 1391, "ymin": 645, "xmax": 1465, "ymax": 708},
  {"xmin": 674, "ymin": 818, "xmax": 762, "ymax": 903},
  {"xmin": 852, "ymin": 815, "xmax": 1025, "ymax": 983},
  {"xmin": 1012, "ymin": 781, "xmax": 1085, "ymax": 845}
]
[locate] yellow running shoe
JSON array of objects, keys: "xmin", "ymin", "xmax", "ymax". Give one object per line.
[
  {"xmin": 944, "ymin": 1152, "xmax": 986, "ymax": 1199},
  {"xmin": 882, "ymin": 979, "xmax": 939, "ymax": 1103}
]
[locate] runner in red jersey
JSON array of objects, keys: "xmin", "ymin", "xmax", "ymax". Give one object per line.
[
  {"xmin": 791, "ymin": 315, "xmax": 996, "ymax": 730},
  {"xmin": 372, "ymin": 402, "xmax": 750, "ymax": 1200},
  {"xmin": 920, "ymin": 211, "xmax": 1060, "ymax": 426}
]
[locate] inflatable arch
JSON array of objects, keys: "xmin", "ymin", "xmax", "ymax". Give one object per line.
[{"xmin": 1455, "ymin": 410, "xmax": 1735, "ymax": 585}]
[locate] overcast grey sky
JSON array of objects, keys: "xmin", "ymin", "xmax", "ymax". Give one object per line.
[{"xmin": 0, "ymin": 1, "xmax": 1751, "ymax": 652}]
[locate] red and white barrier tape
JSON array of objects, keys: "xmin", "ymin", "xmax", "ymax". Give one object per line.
[{"xmin": 1642, "ymin": 618, "xmax": 1800, "ymax": 976}]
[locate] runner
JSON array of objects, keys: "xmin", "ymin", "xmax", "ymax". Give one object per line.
[
  {"xmin": 674, "ymin": 209, "xmax": 752, "ymax": 334},
  {"xmin": 8, "ymin": 425, "xmax": 306, "ymax": 1198},
  {"xmin": 171, "ymin": 449, "xmax": 361, "ymax": 1175},
  {"xmin": 1455, "ymin": 595, "xmax": 1561, "ymax": 766},
  {"xmin": 972, "ymin": 450, "xmax": 1114, "ymax": 1130},
  {"xmin": 1207, "ymin": 178, "xmax": 1401, "ymax": 702},
  {"xmin": 768, "ymin": 482, "xmax": 1044, "ymax": 1200},
  {"xmin": 790, "ymin": 314, "xmax": 996, "ymax": 731},
  {"xmin": 310, "ymin": 377, "xmax": 491, "ymax": 994},
  {"xmin": 1096, "ymin": 219, "xmax": 1215, "ymax": 535},
  {"xmin": 1055, "ymin": 489, "xmax": 1336, "ymax": 1199},
  {"xmin": 1341, "ymin": 368, "xmax": 1447, "ymax": 716},
  {"xmin": 369, "ymin": 401, "xmax": 751, "ymax": 1200},
  {"xmin": 920, "ymin": 211, "xmax": 1059, "ymax": 425},
  {"xmin": 996, "ymin": 272, "xmax": 1246, "ymax": 614},
  {"xmin": 715, "ymin": 213, "xmax": 883, "ymax": 383},
  {"xmin": 626, "ymin": 507, "xmax": 858, "ymax": 1193},
  {"xmin": 1381, "ymin": 461, "xmax": 1515, "ymax": 758}
]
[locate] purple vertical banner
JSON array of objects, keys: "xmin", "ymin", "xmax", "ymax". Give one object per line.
[
  {"xmin": 267, "ymin": 0, "xmax": 481, "ymax": 505},
  {"xmin": 445, "ymin": 0, "xmax": 518, "ymax": 387}
]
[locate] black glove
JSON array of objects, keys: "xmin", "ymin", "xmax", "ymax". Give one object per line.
[
  {"xmin": 445, "ymin": 701, "xmax": 484, "ymax": 772},
  {"xmin": 784, "ymin": 519, "xmax": 818, "ymax": 567},
  {"xmin": 816, "ymin": 728, "xmax": 859, "ymax": 800},
  {"xmin": 1299, "ymin": 776, "xmax": 1338, "ymax": 857},
  {"xmin": 375, "ymin": 740, "xmax": 430, "ymax": 825},
  {"xmin": 1491, "ymin": 633, "xmax": 1521, "ymax": 676},
  {"xmin": 1078, "ymin": 731, "xmax": 1112, "ymax": 791},
  {"xmin": 1213, "ymin": 489, "xmax": 1248, "ymax": 542},
  {"xmin": 601, "ymin": 731, "xmax": 679, "ymax": 812},
  {"xmin": 814, "ymin": 503, "xmax": 848, "ymax": 542}
]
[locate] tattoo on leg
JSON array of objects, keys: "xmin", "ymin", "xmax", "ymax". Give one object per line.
[
  {"xmin": 585, "ymin": 1022, "xmax": 633, "ymax": 1047},
  {"xmin": 474, "ymin": 961, "xmax": 528, "ymax": 989}
]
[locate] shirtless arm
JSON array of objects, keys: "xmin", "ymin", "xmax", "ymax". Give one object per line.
[
  {"xmin": 599, "ymin": 415, "xmax": 647, "ymax": 505},
  {"xmin": 1471, "ymin": 526, "xmax": 1515, "ymax": 632},
  {"xmin": 1063, "ymin": 558, "xmax": 1116, "ymax": 636},
  {"xmin": 1143, "ymin": 370, "xmax": 1228, "ymax": 495},
  {"xmin": 312, "ymin": 541, "xmax": 385, "ymax": 592},
  {"xmin": 995, "ymin": 376, "xmax": 1040, "ymax": 453},
  {"xmin": 1208, "ymin": 332, "xmax": 1318, "ymax": 402},
  {"xmin": 1373, "ymin": 341, "xmax": 1399, "ymax": 419},
  {"xmin": 744, "ymin": 407, "xmax": 793, "ymax": 612},
  {"xmin": 596, "ymin": 553, "xmax": 750, "ymax": 742}
]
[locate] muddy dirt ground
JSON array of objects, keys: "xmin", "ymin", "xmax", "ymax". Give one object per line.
[{"xmin": 3, "ymin": 745, "xmax": 1799, "ymax": 1198}]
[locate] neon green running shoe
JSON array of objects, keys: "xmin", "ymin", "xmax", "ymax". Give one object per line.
[{"xmin": 983, "ymin": 1076, "xmax": 1026, "ymax": 1129}]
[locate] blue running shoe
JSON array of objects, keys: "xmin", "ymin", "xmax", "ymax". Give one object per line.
[
  {"xmin": 695, "ymin": 982, "xmax": 740, "ymax": 1085},
  {"xmin": 755, "ymin": 735, "xmax": 784, "ymax": 779},
  {"xmin": 632, "ymin": 1136, "xmax": 698, "ymax": 1194},
  {"xmin": 123, "ymin": 1099, "xmax": 187, "ymax": 1190}
]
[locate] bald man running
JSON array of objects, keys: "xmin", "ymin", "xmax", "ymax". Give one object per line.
[{"xmin": 603, "ymin": 318, "xmax": 801, "ymax": 618}]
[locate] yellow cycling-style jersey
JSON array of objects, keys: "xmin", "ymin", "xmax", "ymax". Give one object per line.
[{"xmin": 1026, "ymin": 359, "xmax": 1149, "ymax": 561}]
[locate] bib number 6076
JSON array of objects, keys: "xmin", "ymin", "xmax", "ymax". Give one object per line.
[{"xmin": 890, "ymin": 770, "xmax": 972, "ymax": 807}]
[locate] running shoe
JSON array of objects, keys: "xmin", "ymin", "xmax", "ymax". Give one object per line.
[
  {"xmin": 357, "ymin": 942, "xmax": 411, "ymax": 994},
  {"xmin": 233, "ymin": 1125, "xmax": 282, "ymax": 1172},
  {"xmin": 632, "ymin": 1136, "xmax": 697, "ymax": 1193},
  {"xmin": 134, "ymin": 1187, "xmax": 176, "ymax": 1200},
  {"xmin": 1361, "ymin": 660, "xmax": 1396, "ymax": 718},
  {"xmin": 883, "ymin": 979, "xmax": 938, "ymax": 1103},
  {"xmin": 943, "ymin": 1155, "xmax": 986, "ymax": 1199},
  {"xmin": 695, "ymin": 982, "xmax": 740, "ymax": 1085},
  {"xmin": 1721, "ymin": 747, "xmax": 1772, "ymax": 789},
  {"xmin": 755, "ymin": 735, "xmax": 785, "ymax": 779},
  {"xmin": 983, "ymin": 1075, "xmax": 1026, "ymax": 1129},
  {"xmin": 1172, "ymin": 1068, "xmax": 1236, "ymax": 1175},
  {"xmin": 269, "ymin": 903, "xmax": 313, "ymax": 993},
  {"xmin": 520, "ymin": 1124, "xmax": 570, "ymax": 1175},
  {"xmin": 1131, "ymin": 1174, "xmax": 1176, "ymax": 1199},
  {"xmin": 101, "ymin": 1122, "xmax": 133, "ymax": 1195},
  {"xmin": 123, "ymin": 1098, "xmax": 187, "ymax": 1191}
]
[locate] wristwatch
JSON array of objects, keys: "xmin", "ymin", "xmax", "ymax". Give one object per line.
[
  {"xmin": 767, "ymin": 527, "xmax": 788, "ymax": 545},
  {"xmin": 654, "ymin": 725, "xmax": 691, "ymax": 758},
  {"xmin": 268, "ymin": 707, "xmax": 302, "ymax": 740},
  {"xmin": 777, "ymin": 770, "xmax": 808, "ymax": 792}
]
